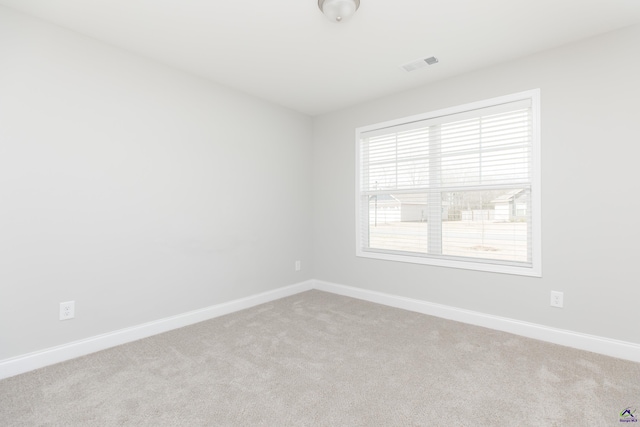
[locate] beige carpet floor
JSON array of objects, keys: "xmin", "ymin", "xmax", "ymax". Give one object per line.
[{"xmin": 1, "ymin": 290, "xmax": 639, "ymax": 426}]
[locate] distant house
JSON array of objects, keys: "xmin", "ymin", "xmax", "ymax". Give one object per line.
[
  {"xmin": 393, "ymin": 194, "xmax": 449, "ymax": 222},
  {"xmin": 369, "ymin": 194, "xmax": 401, "ymax": 224},
  {"xmin": 369, "ymin": 194, "xmax": 453, "ymax": 223},
  {"xmin": 492, "ymin": 189, "xmax": 528, "ymax": 221}
]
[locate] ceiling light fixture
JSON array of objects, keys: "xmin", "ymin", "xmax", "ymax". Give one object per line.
[{"xmin": 318, "ymin": 0, "xmax": 360, "ymax": 23}]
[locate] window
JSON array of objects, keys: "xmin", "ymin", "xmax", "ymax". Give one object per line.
[{"xmin": 356, "ymin": 90, "xmax": 541, "ymax": 276}]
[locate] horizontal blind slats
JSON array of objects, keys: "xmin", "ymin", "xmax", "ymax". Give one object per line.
[
  {"xmin": 360, "ymin": 99, "xmax": 531, "ymax": 139},
  {"xmin": 359, "ymin": 96, "xmax": 534, "ymax": 267}
]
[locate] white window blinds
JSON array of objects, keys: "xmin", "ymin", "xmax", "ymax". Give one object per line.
[{"xmin": 356, "ymin": 91, "xmax": 541, "ymax": 276}]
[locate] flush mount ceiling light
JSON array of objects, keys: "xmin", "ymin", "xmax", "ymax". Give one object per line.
[{"xmin": 318, "ymin": 0, "xmax": 360, "ymax": 22}]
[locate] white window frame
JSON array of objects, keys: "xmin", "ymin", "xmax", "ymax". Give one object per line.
[{"xmin": 355, "ymin": 90, "xmax": 541, "ymax": 277}]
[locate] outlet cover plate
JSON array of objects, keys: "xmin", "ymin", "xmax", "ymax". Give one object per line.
[
  {"xmin": 60, "ymin": 301, "xmax": 75, "ymax": 320},
  {"xmin": 550, "ymin": 291, "xmax": 563, "ymax": 308}
]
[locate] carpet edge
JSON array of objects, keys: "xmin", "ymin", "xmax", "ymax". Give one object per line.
[
  {"xmin": 313, "ymin": 279, "xmax": 640, "ymax": 363},
  {"xmin": 0, "ymin": 281, "xmax": 314, "ymax": 380}
]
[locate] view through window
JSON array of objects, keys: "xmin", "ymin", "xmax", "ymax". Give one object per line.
[{"xmin": 356, "ymin": 90, "xmax": 540, "ymax": 276}]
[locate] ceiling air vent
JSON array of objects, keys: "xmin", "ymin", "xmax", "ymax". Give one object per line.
[{"xmin": 401, "ymin": 56, "xmax": 439, "ymax": 72}]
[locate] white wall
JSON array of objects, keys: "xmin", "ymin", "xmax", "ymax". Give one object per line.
[
  {"xmin": 0, "ymin": 6, "xmax": 313, "ymax": 360},
  {"xmin": 2, "ymin": 4, "xmax": 638, "ymax": 365},
  {"xmin": 313, "ymin": 25, "xmax": 640, "ymax": 344}
]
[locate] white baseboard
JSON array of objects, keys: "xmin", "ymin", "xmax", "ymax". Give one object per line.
[
  {"xmin": 0, "ymin": 280, "xmax": 314, "ymax": 380},
  {"xmin": 3, "ymin": 278, "xmax": 638, "ymax": 380},
  {"xmin": 313, "ymin": 279, "xmax": 640, "ymax": 363}
]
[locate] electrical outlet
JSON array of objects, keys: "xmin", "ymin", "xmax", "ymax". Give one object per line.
[
  {"xmin": 60, "ymin": 301, "xmax": 75, "ymax": 320},
  {"xmin": 550, "ymin": 291, "xmax": 563, "ymax": 308},
  {"xmin": 295, "ymin": 260, "xmax": 301, "ymax": 271}
]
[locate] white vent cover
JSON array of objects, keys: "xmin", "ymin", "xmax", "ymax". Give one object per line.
[{"xmin": 401, "ymin": 56, "xmax": 439, "ymax": 72}]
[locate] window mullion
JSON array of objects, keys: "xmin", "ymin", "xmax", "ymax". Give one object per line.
[
  {"xmin": 394, "ymin": 134, "xmax": 398, "ymax": 189},
  {"xmin": 427, "ymin": 124, "xmax": 442, "ymax": 255}
]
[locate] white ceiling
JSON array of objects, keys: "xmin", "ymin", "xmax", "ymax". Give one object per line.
[{"xmin": 2, "ymin": 0, "xmax": 640, "ymax": 116}]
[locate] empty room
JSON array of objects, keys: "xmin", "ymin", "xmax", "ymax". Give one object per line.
[{"xmin": 1, "ymin": 0, "xmax": 640, "ymax": 425}]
